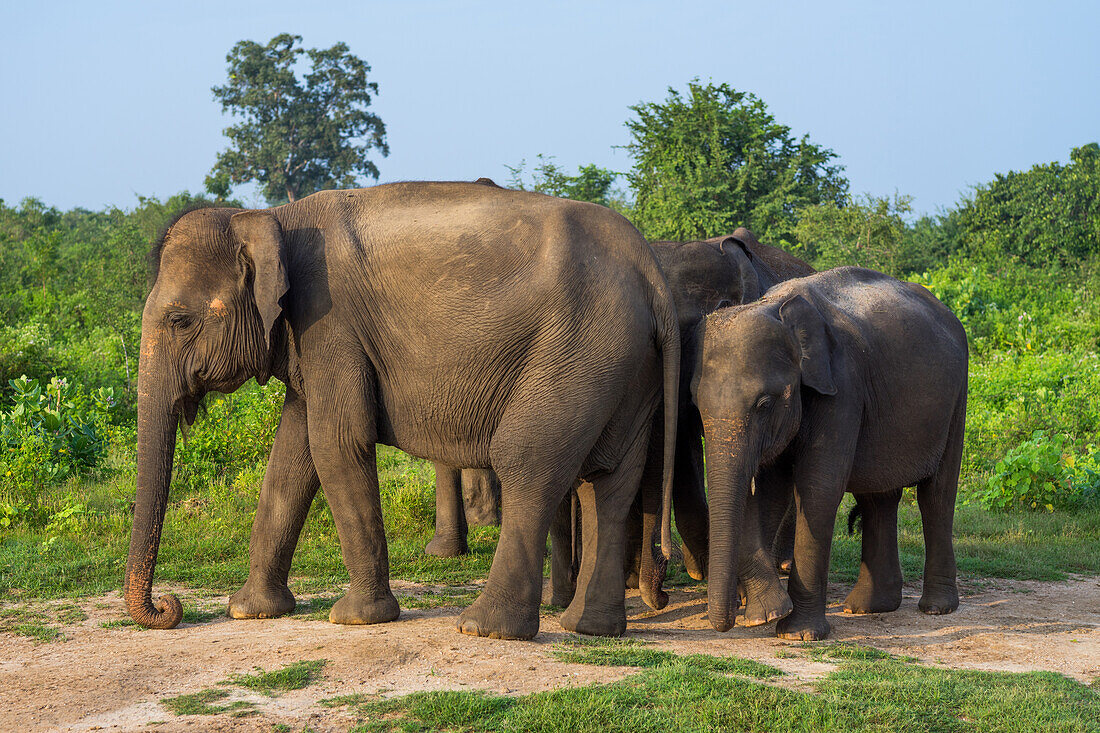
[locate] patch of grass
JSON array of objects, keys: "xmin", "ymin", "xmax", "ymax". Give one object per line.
[
  {"xmin": 11, "ymin": 622, "xmax": 63, "ymax": 642},
  {"xmin": 329, "ymin": 648, "xmax": 1100, "ymax": 733},
  {"xmin": 182, "ymin": 607, "xmax": 222, "ymax": 624},
  {"xmin": 226, "ymin": 659, "xmax": 327, "ymax": 695},
  {"xmin": 290, "ymin": 595, "xmax": 340, "ymax": 620},
  {"xmin": 552, "ymin": 635, "xmax": 783, "ymax": 679},
  {"xmin": 55, "ymin": 603, "xmax": 87, "ymax": 623},
  {"xmin": 160, "ymin": 688, "xmax": 256, "ymax": 716},
  {"xmin": 100, "ymin": 618, "xmax": 138, "ymax": 629},
  {"xmin": 797, "ymin": 642, "xmax": 896, "ymax": 663}
]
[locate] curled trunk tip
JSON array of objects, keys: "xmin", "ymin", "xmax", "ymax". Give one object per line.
[{"xmin": 125, "ymin": 590, "xmax": 183, "ymax": 629}]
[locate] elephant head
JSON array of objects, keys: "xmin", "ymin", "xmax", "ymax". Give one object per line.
[
  {"xmin": 691, "ymin": 294, "xmax": 836, "ymax": 632},
  {"xmin": 125, "ymin": 207, "xmax": 288, "ymax": 628}
]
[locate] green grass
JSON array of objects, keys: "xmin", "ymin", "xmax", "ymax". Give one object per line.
[
  {"xmin": 159, "ymin": 688, "xmax": 256, "ymax": 716},
  {"xmin": 324, "ymin": 648, "xmax": 1100, "ymax": 733},
  {"xmin": 2, "ymin": 442, "xmax": 1099, "ymax": 609},
  {"xmin": 159, "ymin": 660, "xmax": 326, "ymax": 718},
  {"xmin": 551, "ymin": 635, "xmax": 783, "ymax": 679},
  {"xmin": 226, "ymin": 659, "xmax": 327, "ymax": 695}
]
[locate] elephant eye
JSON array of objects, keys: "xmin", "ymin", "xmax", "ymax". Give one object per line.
[
  {"xmin": 754, "ymin": 394, "xmax": 773, "ymax": 411},
  {"xmin": 166, "ymin": 311, "xmax": 195, "ymax": 329}
]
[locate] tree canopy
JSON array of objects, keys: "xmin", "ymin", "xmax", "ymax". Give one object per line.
[
  {"xmin": 206, "ymin": 34, "xmax": 388, "ymax": 205},
  {"xmin": 955, "ymin": 143, "xmax": 1100, "ymax": 264},
  {"xmin": 625, "ymin": 80, "xmax": 847, "ymax": 244},
  {"xmin": 506, "ymin": 155, "xmax": 624, "ymax": 209}
]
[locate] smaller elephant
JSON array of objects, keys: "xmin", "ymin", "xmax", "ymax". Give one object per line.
[{"xmin": 693, "ymin": 267, "xmax": 968, "ymax": 640}]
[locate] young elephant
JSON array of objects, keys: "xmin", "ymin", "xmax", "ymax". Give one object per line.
[{"xmin": 693, "ymin": 267, "xmax": 967, "ymax": 640}]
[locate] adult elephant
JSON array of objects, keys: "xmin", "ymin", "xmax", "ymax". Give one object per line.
[
  {"xmin": 124, "ymin": 182, "xmax": 680, "ymax": 641},
  {"xmin": 424, "ymin": 228, "xmax": 813, "ymax": 607}
]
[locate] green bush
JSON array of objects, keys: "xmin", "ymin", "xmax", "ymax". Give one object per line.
[
  {"xmin": 172, "ymin": 380, "xmax": 283, "ymax": 495},
  {"xmin": 0, "ymin": 375, "xmax": 114, "ymax": 510},
  {"xmin": 973, "ymin": 431, "xmax": 1100, "ymax": 512}
]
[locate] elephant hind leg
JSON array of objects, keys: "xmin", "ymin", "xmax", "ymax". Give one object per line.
[
  {"xmin": 560, "ymin": 424, "xmax": 651, "ymax": 637},
  {"xmin": 917, "ymin": 398, "xmax": 965, "ymax": 616},
  {"xmin": 425, "ymin": 465, "xmax": 469, "ymax": 557},
  {"xmin": 456, "ymin": 393, "xmax": 599, "ymax": 640},
  {"xmin": 843, "ymin": 488, "xmax": 903, "ymax": 614}
]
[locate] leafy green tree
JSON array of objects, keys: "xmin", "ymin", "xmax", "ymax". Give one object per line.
[
  {"xmin": 207, "ymin": 33, "xmax": 388, "ymax": 205},
  {"xmin": 625, "ymin": 80, "xmax": 847, "ymax": 243},
  {"xmin": 506, "ymin": 155, "xmax": 626, "ymax": 210},
  {"xmin": 955, "ymin": 143, "xmax": 1100, "ymax": 264},
  {"xmin": 794, "ymin": 193, "xmax": 937, "ymax": 276}
]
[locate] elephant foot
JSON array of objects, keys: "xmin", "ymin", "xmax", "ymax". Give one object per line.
[
  {"xmin": 918, "ymin": 583, "xmax": 959, "ymax": 615},
  {"xmin": 737, "ymin": 585, "xmax": 793, "ymax": 627},
  {"xmin": 844, "ymin": 580, "xmax": 902, "ymax": 615},
  {"xmin": 776, "ymin": 610, "xmax": 830, "ymax": 641},
  {"xmin": 228, "ymin": 580, "xmax": 295, "ymax": 619},
  {"xmin": 329, "ymin": 589, "xmax": 400, "ymax": 625},
  {"xmin": 560, "ymin": 602, "xmax": 627, "ymax": 637},
  {"xmin": 683, "ymin": 542, "xmax": 707, "ymax": 581},
  {"xmin": 456, "ymin": 595, "xmax": 539, "ymax": 640},
  {"xmin": 425, "ymin": 533, "xmax": 468, "ymax": 557},
  {"xmin": 623, "ymin": 569, "xmax": 640, "ymax": 589}
]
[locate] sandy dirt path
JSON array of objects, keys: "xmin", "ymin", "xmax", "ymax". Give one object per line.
[{"xmin": 2, "ymin": 575, "xmax": 1098, "ymax": 732}]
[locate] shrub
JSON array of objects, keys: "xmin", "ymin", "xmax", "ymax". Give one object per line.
[
  {"xmin": 973, "ymin": 431, "xmax": 1100, "ymax": 512},
  {"xmin": 172, "ymin": 380, "xmax": 283, "ymax": 495},
  {"xmin": 0, "ymin": 375, "xmax": 114, "ymax": 510}
]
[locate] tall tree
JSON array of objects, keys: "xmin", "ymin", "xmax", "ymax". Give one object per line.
[
  {"xmin": 625, "ymin": 80, "xmax": 847, "ymax": 243},
  {"xmin": 506, "ymin": 154, "xmax": 626, "ymax": 210},
  {"xmin": 956, "ymin": 143, "xmax": 1100, "ymax": 264},
  {"xmin": 207, "ymin": 34, "xmax": 388, "ymax": 205}
]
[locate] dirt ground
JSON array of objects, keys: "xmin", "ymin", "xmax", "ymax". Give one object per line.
[{"xmin": 2, "ymin": 575, "xmax": 1098, "ymax": 732}]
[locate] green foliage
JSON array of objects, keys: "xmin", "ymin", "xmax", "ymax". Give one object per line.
[
  {"xmin": 625, "ymin": 79, "xmax": 847, "ymax": 244},
  {"xmin": 974, "ymin": 431, "xmax": 1100, "ymax": 513},
  {"xmin": 208, "ymin": 33, "xmax": 388, "ymax": 204},
  {"xmin": 794, "ymin": 193, "xmax": 937, "ymax": 276},
  {"xmin": 172, "ymin": 380, "xmax": 283, "ymax": 494},
  {"xmin": 956, "ymin": 143, "xmax": 1100, "ymax": 264},
  {"xmin": 506, "ymin": 155, "xmax": 627, "ymax": 211},
  {"xmin": 0, "ymin": 376, "xmax": 114, "ymax": 510}
]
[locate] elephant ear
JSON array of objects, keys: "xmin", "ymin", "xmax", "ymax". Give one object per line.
[
  {"xmin": 778, "ymin": 295, "xmax": 837, "ymax": 396},
  {"xmin": 229, "ymin": 210, "xmax": 289, "ymax": 350},
  {"xmin": 716, "ymin": 236, "xmax": 762, "ymax": 303}
]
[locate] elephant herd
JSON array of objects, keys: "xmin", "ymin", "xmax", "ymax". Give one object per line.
[{"xmin": 124, "ymin": 180, "xmax": 967, "ymax": 644}]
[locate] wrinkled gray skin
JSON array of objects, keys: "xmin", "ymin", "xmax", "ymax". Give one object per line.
[
  {"xmin": 693, "ymin": 267, "xmax": 967, "ymax": 640},
  {"xmin": 124, "ymin": 182, "xmax": 680, "ymax": 640}
]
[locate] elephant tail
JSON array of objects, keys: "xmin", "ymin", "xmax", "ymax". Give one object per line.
[
  {"xmin": 847, "ymin": 504, "xmax": 863, "ymax": 535},
  {"xmin": 654, "ymin": 279, "xmax": 680, "ymax": 561}
]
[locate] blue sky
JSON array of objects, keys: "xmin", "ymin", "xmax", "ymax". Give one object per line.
[{"xmin": 1, "ymin": 1, "xmax": 1097, "ymax": 214}]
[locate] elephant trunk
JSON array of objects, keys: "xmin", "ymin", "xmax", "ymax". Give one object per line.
[
  {"xmin": 705, "ymin": 437, "xmax": 755, "ymax": 633},
  {"xmin": 123, "ymin": 347, "xmax": 184, "ymax": 629}
]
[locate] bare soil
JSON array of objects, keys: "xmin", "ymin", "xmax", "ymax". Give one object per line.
[{"xmin": 2, "ymin": 575, "xmax": 1098, "ymax": 732}]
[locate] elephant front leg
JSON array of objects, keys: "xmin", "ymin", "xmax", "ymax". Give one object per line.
[
  {"xmin": 425, "ymin": 464, "xmax": 469, "ymax": 557},
  {"xmin": 776, "ymin": 459, "xmax": 849, "ymax": 641},
  {"xmin": 229, "ymin": 388, "xmax": 318, "ymax": 620},
  {"xmin": 307, "ymin": 385, "xmax": 399, "ymax": 626},
  {"xmin": 737, "ymin": 470, "xmax": 793, "ymax": 627}
]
